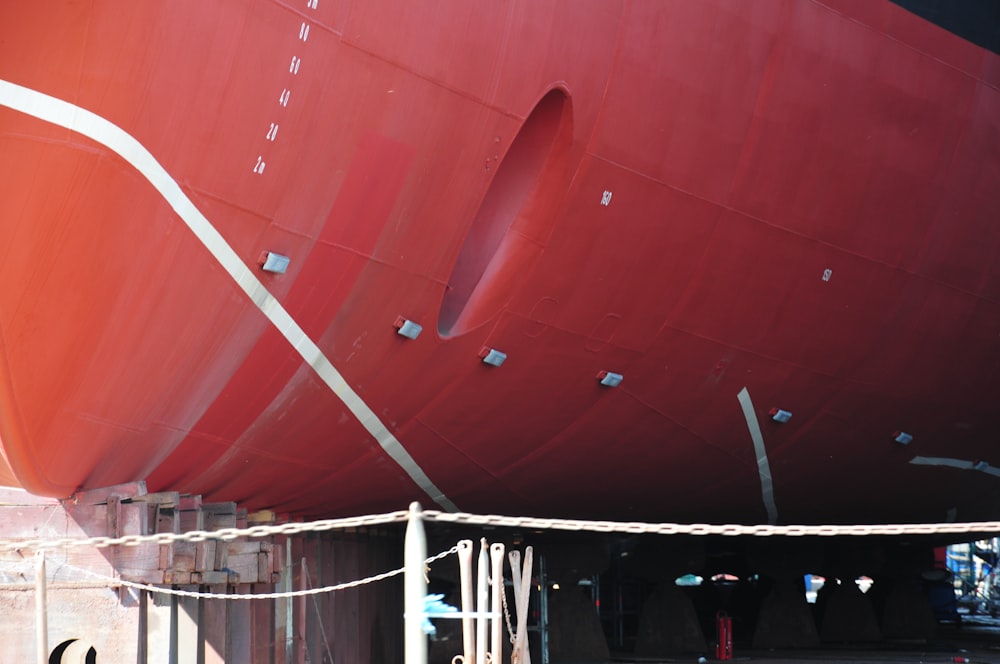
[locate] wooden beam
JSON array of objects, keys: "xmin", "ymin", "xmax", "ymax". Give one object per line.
[{"xmin": 71, "ymin": 481, "xmax": 147, "ymax": 505}]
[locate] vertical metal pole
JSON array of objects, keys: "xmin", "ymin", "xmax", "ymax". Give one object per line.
[
  {"xmin": 490, "ymin": 543, "xmax": 505, "ymax": 663},
  {"xmin": 510, "ymin": 547, "xmax": 533, "ymax": 664},
  {"xmin": 539, "ymin": 554, "xmax": 549, "ymax": 664},
  {"xmin": 476, "ymin": 539, "xmax": 488, "ymax": 664},
  {"xmin": 457, "ymin": 540, "xmax": 476, "ymax": 664},
  {"xmin": 404, "ymin": 502, "xmax": 428, "ymax": 664},
  {"xmin": 284, "ymin": 538, "xmax": 293, "ymax": 663},
  {"xmin": 35, "ymin": 551, "xmax": 48, "ymax": 664}
]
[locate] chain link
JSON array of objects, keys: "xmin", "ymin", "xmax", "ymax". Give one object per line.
[
  {"xmin": 3, "ymin": 506, "xmax": 1000, "ymax": 556},
  {"xmin": 4, "ymin": 546, "xmax": 459, "ymax": 601},
  {"xmin": 499, "ymin": 576, "xmax": 516, "ymax": 645},
  {"xmin": 419, "ymin": 510, "xmax": 1000, "ymax": 537},
  {"xmin": 0, "ymin": 510, "xmax": 410, "ymax": 553}
]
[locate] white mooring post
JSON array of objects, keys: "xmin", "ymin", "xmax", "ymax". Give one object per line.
[
  {"xmin": 404, "ymin": 502, "xmax": 428, "ymax": 664},
  {"xmin": 35, "ymin": 551, "xmax": 48, "ymax": 664},
  {"xmin": 476, "ymin": 539, "xmax": 489, "ymax": 664}
]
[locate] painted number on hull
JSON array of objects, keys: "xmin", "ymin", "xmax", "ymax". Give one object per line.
[
  {"xmin": 601, "ymin": 190, "xmax": 613, "ymax": 206},
  {"xmin": 299, "ymin": 22, "xmax": 310, "ymax": 42},
  {"xmin": 253, "ymin": 155, "xmax": 266, "ymax": 174},
  {"xmin": 266, "ymin": 123, "xmax": 279, "ymax": 141},
  {"xmin": 279, "ymin": 89, "xmax": 291, "ymax": 107},
  {"xmin": 289, "ymin": 56, "xmax": 301, "ymax": 75},
  {"xmin": 822, "ymin": 269, "xmax": 832, "ymax": 282},
  {"xmin": 306, "ymin": 0, "xmax": 318, "ymax": 8}
]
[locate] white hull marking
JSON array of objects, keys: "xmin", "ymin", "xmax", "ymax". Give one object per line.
[
  {"xmin": 0, "ymin": 78, "xmax": 458, "ymax": 512},
  {"xmin": 737, "ymin": 387, "xmax": 779, "ymax": 525},
  {"xmin": 910, "ymin": 456, "xmax": 1000, "ymax": 478}
]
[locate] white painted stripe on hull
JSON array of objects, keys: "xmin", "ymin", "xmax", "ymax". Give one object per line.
[
  {"xmin": 0, "ymin": 78, "xmax": 458, "ymax": 512},
  {"xmin": 737, "ymin": 387, "xmax": 779, "ymax": 525},
  {"xmin": 910, "ymin": 455, "xmax": 1000, "ymax": 478}
]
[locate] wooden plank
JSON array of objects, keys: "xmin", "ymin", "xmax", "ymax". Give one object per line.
[
  {"xmin": 257, "ymin": 553, "xmax": 269, "ymax": 585},
  {"xmin": 107, "ymin": 496, "xmax": 122, "ymax": 571},
  {"xmin": 116, "ymin": 544, "xmax": 162, "ymax": 572},
  {"xmin": 247, "ymin": 510, "xmax": 276, "ymax": 524},
  {"xmin": 202, "ymin": 503, "xmax": 237, "ymax": 531},
  {"xmin": 271, "ymin": 537, "xmax": 285, "ymax": 576},
  {"xmin": 156, "ymin": 506, "xmax": 177, "ymax": 570},
  {"xmin": 72, "ymin": 481, "xmax": 147, "ymax": 505},
  {"xmin": 164, "ymin": 571, "xmax": 195, "ymax": 585},
  {"xmin": 190, "ymin": 571, "xmax": 229, "ymax": 585},
  {"xmin": 213, "ymin": 539, "xmax": 229, "ymax": 572},
  {"xmin": 120, "ymin": 569, "xmax": 167, "ymax": 585},
  {"xmin": 120, "ymin": 500, "xmax": 151, "ymax": 535},
  {"xmin": 178, "ymin": 508, "xmax": 204, "ymax": 533},
  {"xmin": 226, "ymin": 553, "xmax": 260, "ymax": 584},
  {"xmin": 129, "ymin": 492, "xmax": 180, "ymax": 508},
  {"xmin": 173, "ymin": 543, "xmax": 197, "ymax": 573},
  {"xmin": 226, "ymin": 541, "xmax": 262, "ymax": 556},
  {"xmin": 194, "ymin": 541, "xmax": 216, "ymax": 572}
]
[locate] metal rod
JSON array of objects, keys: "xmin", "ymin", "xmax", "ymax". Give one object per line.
[
  {"xmin": 476, "ymin": 539, "xmax": 488, "ymax": 664},
  {"xmin": 519, "ymin": 547, "xmax": 533, "ymax": 664},
  {"xmin": 539, "ymin": 554, "xmax": 549, "ymax": 664},
  {"xmin": 35, "ymin": 551, "xmax": 47, "ymax": 664},
  {"xmin": 404, "ymin": 502, "xmax": 428, "ymax": 664},
  {"xmin": 285, "ymin": 537, "xmax": 293, "ymax": 663},
  {"xmin": 457, "ymin": 539, "xmax": 476, "ymax": 664},
  {"xmin": 510, "ymin": 547, "xmax": 533, "ymax": 664},
  {"xmin": 490, "ymin": 543, "xmax": 505, "ymax": 663}
]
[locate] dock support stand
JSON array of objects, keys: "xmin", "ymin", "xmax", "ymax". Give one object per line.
[
  {"xmin": 35, "ymin": 551, "xmax": 47, "ymax": 664},
  {"xmin": 405, "ymin": 502, "xmax": 428, "ymax": 664}
]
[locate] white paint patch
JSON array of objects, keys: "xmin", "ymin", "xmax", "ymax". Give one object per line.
[
  {"xmin": 737, "ymin": 387, "xmax": 779, "ymax": 525},
  {"xmin": 0, "ymin": 78, "xmax": 458, "ymax": 512},
  {"xmin": 910, "ymin": 456, "xmax": 1000, "ymax": 478}
]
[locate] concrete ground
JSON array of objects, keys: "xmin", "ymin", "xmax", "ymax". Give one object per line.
[{"xmin": 605, "ymin": 615, "xmax": 1000, "ymax": 664}]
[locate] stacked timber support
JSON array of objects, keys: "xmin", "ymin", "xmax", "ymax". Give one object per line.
[{"xmin": 0, "ymin": 484, "xmax": 403, "ymax": 663}]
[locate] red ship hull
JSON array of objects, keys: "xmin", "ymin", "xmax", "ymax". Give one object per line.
[{"xmin": 0, "ymin": 1, "xmax": 998, "ymax": 525}]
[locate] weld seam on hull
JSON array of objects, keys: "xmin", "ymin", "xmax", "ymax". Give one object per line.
[
  {"xmin": 0, "ymin": 78, "xmax": 457, "ymax": 513},
  {"xmin": 737, "ymin": 387, "xmax": 779, "ymax": 525}
]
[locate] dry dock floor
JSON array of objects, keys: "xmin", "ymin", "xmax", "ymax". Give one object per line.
[{"xmin": 606, "ymin": 615, "xmax": 1000, "ymax": 664}]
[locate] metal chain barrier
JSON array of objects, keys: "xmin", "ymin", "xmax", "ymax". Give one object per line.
[
  {"xmin": 0, "ymin": 509, "xmax": 411, "ymax": 553},
  {"xmin": 0, "ymin": 547, "xmax": 459, "ymax": 601},
  {"xmin": 420, "ymin": 510, "xmax": 1000, "ymax": 537},
  {"xmin": 3, "ymin": 506, "xmax": 1000, "ymax": 556}
]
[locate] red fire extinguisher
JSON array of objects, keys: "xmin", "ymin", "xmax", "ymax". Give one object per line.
[{"xmin": 716, "ymin": 611, "xmax": 733, "ymax": 661}]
